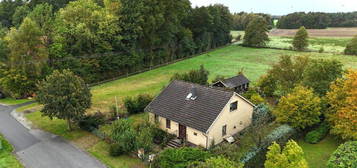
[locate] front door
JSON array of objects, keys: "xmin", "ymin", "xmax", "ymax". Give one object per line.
[{"xmin": 178, "ymin": 124, "xmax": 187, "ymax": 140}]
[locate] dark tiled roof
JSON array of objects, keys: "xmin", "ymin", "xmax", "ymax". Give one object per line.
[
  {"xmin": 145, "ymin": 80, "xmax": 234, "ymax": 133},
  {"xmin": 220, "ymin": 74, "xmax": 250, "ymax": 88}
]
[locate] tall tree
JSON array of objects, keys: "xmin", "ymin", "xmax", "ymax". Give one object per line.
[
  {"xmin": 326, "ymin": 70, "xmax": 357, "ymax": 140},
  {"xmin": 5, "ymin": 17, "xmax": 48, "ymax": 78},
  {"xmin": 0, "ymin": 0, "xmax": 24, "ymax": 28},
  {"xmin": 36, "ymin": 69, "xmax": 91, "ymax": 130},
  {"xmin": 12, "ymin": 5, "xmax": 31, "ymax": 27},
  {"xmin": 27, "ymin": 3, "xmax": 54, "ymax": 43},
  {"xmin": 243, "ymin": 16, "xmax": 269, "ymax": 47},
  {"xmin": 53, "ymin": 0, "xmax": 120, "ymax": 55},
  {"xmin": 292, "ymin": 26, "xmax": 309, "ymax": 51},
  {"xmin": 273, "ymin": 85, "xmax": 321, "ymax": 129},
  {"xmin": 303, "ymin": 59, "xmax": 343, "ymax": 96}
]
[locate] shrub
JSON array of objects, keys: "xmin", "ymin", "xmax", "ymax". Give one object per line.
[
  {"xmin": 243, "ymin": 89, "xmax": 265, "ymax": 105},
  {"xmin": 344, "ymin": 35, "xmax": 357, "ymax": 55},
  {"xmin": 210, "ymin": 143, "xmax": 242, "ymax": 163},
  {"xmin": 109, "ymin": 143, "xmax": 125, "ymax": 156},
  {"xmin": 78, "ymin": 112, "xmax": 106, "ymax": 132},
  {"xmin": 153, "ymin": 147, "xmax": 211, "ymax": 168},
  {"xmin": 319, "ymin": 47, "xmax": 324, "ymax": 53},
  {"xmin": 0, "ymin": 66, "xmax": 35, "ymax": 98},
  {"xmin": 110, "ymin": 119, "xmax": 137, "ymax": 153},
  {"xmin": 124, "ymin": 94, "xmax": 153, "ymax": 115},
  {"xmin": 170, "ymin": 65, "xmax": 209, "ymax": 85},
  {"xmin": 191, "ymin": 156, "xmax": 244, "ymax": 168},
  {"xmin": 304, "ymin": 122, "xmax": 329, "ymax": 144},
  {"xmin": 263, "ymin": 124, "xmax": 297, "ymax": 147},
  {"xmin": 327, "ymin": 141, "xmax": 357, "ymax": 168},
  {"xmin": 252, "ymin": 104, "xmax": 272, "ymax": 125}
]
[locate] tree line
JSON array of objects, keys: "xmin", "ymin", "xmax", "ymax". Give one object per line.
[
  {"xmin": 277, "ymin": 12, "xmax": 357, "ymax": 29},
  {"xmin": 232, "ymin": 12, "xmax": 273, "ymax": 30},
  {"xmin": 0, "ymin": 0, "xmax": 233, "ymax": 98}
]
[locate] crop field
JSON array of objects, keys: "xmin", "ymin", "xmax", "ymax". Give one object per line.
[{"xmin": 269, "ymin": 27, "xmax": 357, "ymax": 37}]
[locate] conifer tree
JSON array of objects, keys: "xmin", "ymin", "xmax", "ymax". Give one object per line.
[
  {"xmin": 292, "ymin": 26, "xmax": 309, "ymax": 51},
  {"xmin": 243, "ymin": 16, "xmax": 269, "ymax": 47}
]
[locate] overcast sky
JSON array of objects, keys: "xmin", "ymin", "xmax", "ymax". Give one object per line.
[{"xmin": 190, "ymin": 0, "xmax": 357, "ymax": 15}]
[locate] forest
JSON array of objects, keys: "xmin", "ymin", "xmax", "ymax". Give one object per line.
[
  {"xmin": 0, "ymin": 0, "xmax": 232, "ymax": 98},
  {"xmin": 277, "ymin": 12, "xmax": 357, "ymax": 29}
]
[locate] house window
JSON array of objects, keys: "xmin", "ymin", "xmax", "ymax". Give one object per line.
[
  {"xmin": 230, "ymin": 101, "xmax": 238, "ymax": 111},
  {"xmin": 154, "ymin": 114, "xmax": 159, "ymax": 122},
  {"xmin": 222, "ymin": 125, "xmax": 227, "ymax": 136},
  {"xmin": 194, "ymin": 132, "xmax": 197, "ymax": 136},
  {"xmin": 166, "ymin": 119, "xmax": 171, "ymax": 129}
]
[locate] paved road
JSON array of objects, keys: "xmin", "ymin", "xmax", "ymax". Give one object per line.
[{"xmin": 0, "ymin": 104, "xmax": 107, "ymax": 168}]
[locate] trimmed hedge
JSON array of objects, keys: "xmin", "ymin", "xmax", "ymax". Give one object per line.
[{"xmin": 304, "ymin": 122, "xmax": 329, "ymax": 144}]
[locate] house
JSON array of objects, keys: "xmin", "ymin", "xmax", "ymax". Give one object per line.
[
  {"xmin": 145, "ymin": 80, "xmax": 255, "ymax": 149},
  {"xmin": 212, "ymin": 74, "xmax": 250, "ymax": 93}
]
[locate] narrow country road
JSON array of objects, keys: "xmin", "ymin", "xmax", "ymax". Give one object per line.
[{"xmin": 0, "ymin": 104, "xmax": 107, "ymax": 168}]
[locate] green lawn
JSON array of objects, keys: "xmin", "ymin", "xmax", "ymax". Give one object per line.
[
  {"xmin": 0, "ymin": 135, "xmax": 23, "ymax": 168},
  {"xmin": 0, "ymin": 98, "xmax": 32, "ymax": 105},
  {"xmin": 298, "ymin": 135, "xmax": 340, "ymax": 168},
  {"xmin": 90, "ymin": 45, "xmax": 357, "ymax": 113}
]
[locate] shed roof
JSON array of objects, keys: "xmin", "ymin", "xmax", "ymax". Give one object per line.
[{"xmin": 216, "ymin": 74, "xmax": 250, "ymax": 89}]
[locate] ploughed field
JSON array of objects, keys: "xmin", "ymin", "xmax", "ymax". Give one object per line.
[{"xmin": 269, "ymin": 27, "xmax": 357, "ymax": 37}]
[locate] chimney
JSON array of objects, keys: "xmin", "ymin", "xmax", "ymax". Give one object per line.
[{"xmin": 186, "ymin": 86, "xmax": 198, "ymax": 100}]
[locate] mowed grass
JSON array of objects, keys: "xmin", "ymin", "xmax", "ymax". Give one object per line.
[
  {"xmin": 298, "ymin": 135, "xmax": 340, "ymax": 168},
  {"xmin": 0, "ymin": 98, "xmax": 32, "ymax": 105},
  {"xmin": 0, "ymin": 134, "xmax": 23, "ymax": 168},
  {"xmin": 90, "ymin": 45, "xmax": 357, "ymax": 112},
  {"xmin": 267, "ymin": 36, "xmax": 351, "ymax": 53}
]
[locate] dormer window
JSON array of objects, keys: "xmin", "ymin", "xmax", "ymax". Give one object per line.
[{"xmin": 230, "ymin": 101, "xmax": 238, "ymax": 112}]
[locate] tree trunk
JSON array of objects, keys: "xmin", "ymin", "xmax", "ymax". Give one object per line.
[{"xmin": 67, "ymin": 118, "xmax": 72, "ymax": 131}]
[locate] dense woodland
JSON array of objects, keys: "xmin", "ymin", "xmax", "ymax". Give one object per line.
[
  {"xmin": 277, "ymin": 12, "xmax": 357, "ymax": 29},
  {"xmin": 0, "ymin": 0, "xmax": 232, "ymax": 97}
]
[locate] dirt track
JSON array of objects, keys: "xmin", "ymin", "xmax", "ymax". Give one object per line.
[{"xmin": 269, "ymin": 27, "xmax": 357, "ymax": 37}]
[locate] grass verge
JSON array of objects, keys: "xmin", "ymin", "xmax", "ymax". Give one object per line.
[
  {"xmin": 0, "ymin": 98, "xmax": 32, "ymax": 105},
  {"xmin": 0, "ymin": 134, "xmax": 23, "ymax": 168}
]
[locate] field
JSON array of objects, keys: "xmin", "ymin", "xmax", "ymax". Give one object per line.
[
  {"xmin": 0, "ymin": 134, "xmax": 23, "ymax": 168},
  {"xmin": 90, "ymin": 45, "xmax": 357, "ymax": 112},
  {"xmin": 269, "ymin": 27, "xmax": 357, "ymax": 37}
]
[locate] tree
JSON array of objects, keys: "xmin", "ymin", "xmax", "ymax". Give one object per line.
[
  {"xmin": 53, "ymin": 0, "xmax": 120, "ymax": 55},
  {"xmin": 0, "ymin": 0, "xmax": 24, "ymax": 28},
  {"xmin": 265, "ymin": 140, "xmax": 308, "ymax": 168},
  {"xmin": 260, "ymin": 55, "xmax": 309, "ymax": 97},
  {"xmin": 327, "ymin": 141, "xmax": 357, "ymax": 168},
  {"xmin": 292, "ymin": 26, "xmax": 309, "ymax": 51},
  {"xmin": 303, "ymin": 59, "xmax": 343, "ymax": 96},
  {"xmin": 273, "ymin": 85, "xmax": 321, "ymax": 129},
  {"xmin": 5, "ymin": 17, "xmax": 48, "ymax": 79},
  {"xmin": 12, "ymin": 5, "xmax": 31, "ymax": 28},
  {"xmin": 36, "ymin": 69, "xmax": 92, "ymax": 131},
  {"xmin": 344, "ymin": 35, "xmax": 357, "ymax": 55},
  {"xmin": 243, "ymin": 16, "xmax": 269, "ymax": 47},
  {"xmin": 326, "ymin": 70, "xmax": 357, "ymax": 140},
  {"xmin": 27, "ymin": 3, "xmax": 54, "ymax": 42}
]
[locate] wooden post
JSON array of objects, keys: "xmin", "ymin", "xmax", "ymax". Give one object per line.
[{"xmin": 115, "ymin": 96, "xmax": 119, "ymax": 118}]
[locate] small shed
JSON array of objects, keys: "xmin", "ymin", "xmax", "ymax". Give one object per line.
[{"xmin": 212, "ymin": 74, "xmax": 250, "ymax": 93}]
